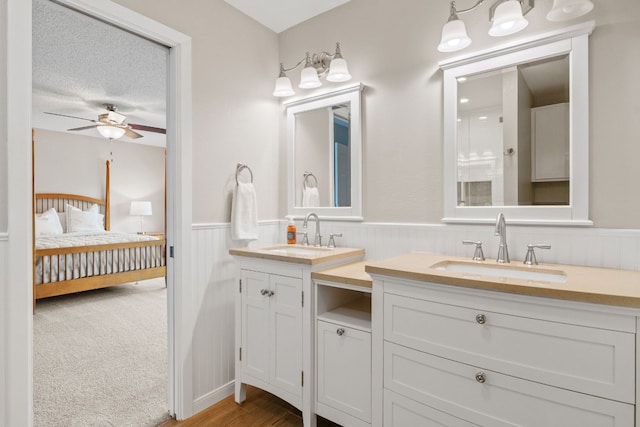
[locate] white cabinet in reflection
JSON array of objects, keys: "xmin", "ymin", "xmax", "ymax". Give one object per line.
[{"xmin": 531, "ymin": 103, "xmax": 569, "ymax": 182}]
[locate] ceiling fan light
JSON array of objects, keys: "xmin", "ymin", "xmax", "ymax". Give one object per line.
[
  {"xmin": 273, "ymin": 76, "xmax": 295, "ymax": 97},
  {"xmin": 327, "ymin": 58, "xmax": 352, "ymax": 83},
  {"xmin": 299, "ymin": 66, "xmax": 322, "ymax": 88},
  {"xmin": 438, "ymin": 18, "xmax": 472, "ymax": 52},
  {"xmin": 547, "ymin": 0, "xmax": 594, "ymax": 21},
  {"xmin": 97, "ymin": 125, "xmax": 126, "ymax": 140},
  {"xmin": 489, "ymin": 0, "xmax": 529, "ymax": 37}
]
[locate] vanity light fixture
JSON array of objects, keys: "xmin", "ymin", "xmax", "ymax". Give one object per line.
[
  {"xmin": 273, "ymin": 43, "xmax": 352, "ymax": 97},
  {"xmin": 438, "ymin": 0, "xmax": 593, "ymax": 53}
]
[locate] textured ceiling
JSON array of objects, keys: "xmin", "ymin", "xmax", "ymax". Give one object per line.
[
  {"xmin": 32, "ymin": 0, "xmax": 168, "ymax": 147},
  {"xmin": 224, "ymin": 0, "xmax": 351, "ymax": 33}
]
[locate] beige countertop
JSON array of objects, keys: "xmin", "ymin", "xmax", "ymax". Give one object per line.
[
  {"xmin": 312, "ymin": 261, "xmax": 372, "ymax": 289},
  {"xmin": 229, "ymin": 244, "xmax": 365, "ymax": 266},
  {"xmin": 365, "ymin": 253, "xmax": 640, "ymax": 308}
]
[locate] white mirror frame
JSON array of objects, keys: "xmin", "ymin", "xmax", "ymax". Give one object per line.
[
  {"xmin": 284, "ymin": 82, "xmax": 364, "ymax": 221},
  {"xmin": 440, "ymin": 21, "xmax": 595, "ymax": 225}
]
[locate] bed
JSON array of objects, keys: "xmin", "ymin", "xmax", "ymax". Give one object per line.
[{"xmin": 33, "ymin": 160, "xmax": 166, "ymax": 301}]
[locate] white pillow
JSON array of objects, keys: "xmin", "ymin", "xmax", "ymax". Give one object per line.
[
  {"xmin": 35, "ymin": 208, "xmax": 64, "ymax": 236},
  {"xmin": 67, "ymin": 208, "xmax": 105, "ymax": 233},
  {"xmin": 66, "ymin": 204, "xmax": 102, "ymax": 232},
  {"xmin": 57, "ymin": 212, "xmax": 67, "ymax": 233}
]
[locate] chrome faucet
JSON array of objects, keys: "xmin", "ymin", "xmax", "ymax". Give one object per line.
[
  {"xmin": 494, "ymin": 213, "xmax": 510, "ymax": 263},
  {"xmin": 303, "ymin": 212, "xmax": 322, "ymax": 247}
]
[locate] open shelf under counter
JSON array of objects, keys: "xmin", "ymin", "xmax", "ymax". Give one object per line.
[{"xmin": 317, "ymin": 295, "xmax": 372, "ymax": 332}]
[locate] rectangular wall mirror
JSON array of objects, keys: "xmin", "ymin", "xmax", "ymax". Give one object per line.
[
  {"xmin": 285, "ymin": 83, "xmax": 363, "ymax": 220},
  {"xmin": 440, "ymin": 22, "xmax": 594, "ymax": 225}
]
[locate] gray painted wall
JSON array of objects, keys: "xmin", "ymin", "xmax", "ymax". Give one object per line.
[{"xmin": 0, "ymin": 0, "xmax": 7, "ymax": 232}]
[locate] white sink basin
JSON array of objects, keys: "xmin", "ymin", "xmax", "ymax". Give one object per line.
[
  {"xmin": 433, "ymin": 261, "xmax": 567, "ymax": 283},
  {"xmin": 265, "ymin": 246, "xmax": 333, "ymax": 256}
]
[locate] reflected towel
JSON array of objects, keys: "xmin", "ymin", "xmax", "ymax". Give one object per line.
[
  {"xmin": 302, "ymin": 187, "xmax": 320, "ymax": 207},
  {"xmin": 231, "ymin": 182, "xmax": 258, "ymax": 241}
]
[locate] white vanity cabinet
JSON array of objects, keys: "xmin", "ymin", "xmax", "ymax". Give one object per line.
[
  {"xmin": 231, "ymin": 246, "xmax": 365, "ymax": 427},
  {"xmin": 531, "ymin": 102, "xmax": 570, "ymax": 182},
  {"xmin": 371, "ymin": 276, "xmax": 637, "ymax": 427},
  {"xmin": 313, "ymin": 261, "xmax": 372, "ymax": 426}
]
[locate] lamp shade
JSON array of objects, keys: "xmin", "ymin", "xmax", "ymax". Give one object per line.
[
  {"xmin": 299, "ymin": 66, "xmax": 322, "ymax": 88},
  {"xmin": 273, "ymin": 76, "xmax": 295, "ymax": 97},
  {"xmin": 326, "ymin": 58, "xmax": 352, "ymax": 83},
  {"xmin": 489, "ymin": 0, "xmax": 529, "ymax": 37},
  {"xmin": 438, "ymin": 18, "xmax": 472, "ymax": 52},
  {"xmin": 547, "ymin": 0, "xmax": 594, "ymax": 21},
  {"xmin": 97, "ymin": 125, "xmax": 126, "ymax": 140},
  {"xmin": 130, "ymin": 201, "xmax": 152, "ymax": 216}
]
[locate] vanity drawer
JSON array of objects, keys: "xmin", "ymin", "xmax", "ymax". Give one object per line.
[
  {"xmin": 384, "ymin": 293, "xmax": 635, "ymax": 403},
  {"xmin": 384, "ymin": 342, "xmax": 634, "ymax": 427},
  {"xmin": 384, "ymin": 390, "xmax": 480, "ymax": 427}
]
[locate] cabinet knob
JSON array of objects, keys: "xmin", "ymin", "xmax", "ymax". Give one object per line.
[
  {"xmin": 336, "ymin": 328, "xmax": 345, "ymax": 336},
  {"xmin": 475, "ymin": 314, "xmax": 486, "ymax": 324},
  {"xmin": 267, "ymin": 290, "xmax": 275, "ymax": 297},
  {"xmin": 260, "ymin": 289, "xmax": 268, "ymax": 296},
  {"xmin": 475, "ymin": 372, "xmax": 486, "ymax": 383}
]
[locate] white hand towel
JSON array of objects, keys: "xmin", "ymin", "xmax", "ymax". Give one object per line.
[
  {"xmin": 302, "ymin": 187, "xmax": 320, "ymax": 207},
  {"xmin": 231, "ymin": 182, "xmax": 258, "ymax": 241}
]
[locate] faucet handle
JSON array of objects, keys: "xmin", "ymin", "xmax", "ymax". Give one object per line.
[
  {"xmin": 328, "ymin": 233, "xmax": 343, "ymax": 248},
  {"xmin": 523, "ymin": 244, "xmax": 551, "ymax": 265},
  {"xmin": 462, "ymin": 240, "xmax": 485, "ymax": 261},
  {"xmin": 300, "ymin": 232, "xmax": 309, "ymax": 246}
]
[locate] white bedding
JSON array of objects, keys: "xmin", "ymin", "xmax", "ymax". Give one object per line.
[{"xmin": 36, "ymin": 231, "xmax": 164, "ymax": 285}]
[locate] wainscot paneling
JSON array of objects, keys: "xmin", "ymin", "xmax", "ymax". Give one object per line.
[
  {"xmin": 189, "ymin": 221, "xmax": 280, "ymax": 413},
  {"xmin": 0, "ymin": 234, "xmax": 7, "ymax": 421}
]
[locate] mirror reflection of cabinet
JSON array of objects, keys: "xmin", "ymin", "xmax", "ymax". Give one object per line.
[
  {"xmin": 440, "ymin": 22, "xmax": 594, "ymax": 225},
  {"xmin": 285, "ymin": 83, "xmax": 363, "ymax": 220},
  {"xmin": 532, "ymin": 103, "xmax": 569, "ymax": 182}
]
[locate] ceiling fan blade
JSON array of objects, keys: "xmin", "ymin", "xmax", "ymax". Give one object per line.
[
  {"xmin": 45, "ymin": 112, "xmax": 96, "ymax": 123},
  {"xmin": 124, "ymin": 128, "xmax": 144, "ymax": 139},
  {"xmin": 128, "ymin": 123, "xmax": 166, "ymax": 134},
  {"xmin": 68, "ymin": 125, "xmax": 99, "ymax": 131}
]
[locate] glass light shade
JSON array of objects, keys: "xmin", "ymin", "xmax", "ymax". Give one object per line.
[
  {"xmin": 129, "ymin": 201, "xmax": 152, "ymax": 216},
  {"xmin": 547, "ymin": 0, "xmax": 594, "ymax": 21},
  {"xmin": 97, "ymin": 125, "xmax": 126, "ymax": 140},
  {"xmin": 438, "ymin": 19, "xmax": 472, "ymax": 52},
  {"xmin": 489, "ymin": 0, "xmax": 529, "ymax": 37},
  {"xmin": 273, "ymin": 76, "xmax": 295, "ymax": 97},
  {"xmin": 299, "ymin": 66, "xmax": 322, "ymax": 88},
  {"xmin": 326, "ymin": 58, "xmax": 352, "ymax": 83}
]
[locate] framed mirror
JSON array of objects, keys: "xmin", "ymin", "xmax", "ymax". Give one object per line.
[
  {"xmin": 440, "ymin": 22, "xmax": 594, "ymax": 225},
  {"xmin": 285, "ymin": 82, "xmax": 363, "ymax": 220}
]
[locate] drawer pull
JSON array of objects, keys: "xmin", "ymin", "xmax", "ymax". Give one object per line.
[
  {"xmin": 475, "ymin": 314, "xmax": 486, "ymax": 324},
  {"xmin": 475, "ymin": 372, "xmax": 486, "ymax": 383},
  {"xmin": 336, "ymin": 328, "xmax": 345, "ymax": 336}
]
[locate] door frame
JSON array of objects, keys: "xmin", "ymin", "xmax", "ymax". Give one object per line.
[{"xmin": 5, "ymin": 0, "xmax": 194, "ymax": 423}]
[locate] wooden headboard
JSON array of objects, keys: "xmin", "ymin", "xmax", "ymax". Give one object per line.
[{"xmin": 34, "ymin": 160, "xmax": 111, "ymax": 230}]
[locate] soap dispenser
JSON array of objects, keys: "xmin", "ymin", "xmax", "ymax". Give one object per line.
[{"xmin": 286, "ymin": 216, "xmax": 296, "ymax": 244}]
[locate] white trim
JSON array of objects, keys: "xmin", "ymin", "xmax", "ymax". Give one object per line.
[
  {"xmin": 192, "ymin": 220, "xmax": 281, "ymax": 230},
  {"xmin": 282, "ymin": 81, "xmax": 364, "ymax": 107},
  {"xmin": 0, "ymin": 233, "xmax": 8, "ymax": 241},
  {"xmin": 192, "ymin": 381, "xmax": 235, "ymax": 416}
]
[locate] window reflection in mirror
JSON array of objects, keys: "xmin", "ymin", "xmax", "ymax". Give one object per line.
[{"xmin": 456, "ymin": 54, "xmax": 570, "ymax": 208}]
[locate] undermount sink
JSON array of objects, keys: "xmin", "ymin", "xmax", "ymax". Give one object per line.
[
  {"xmin": 265, "ymin": 245, "xmax": 333, "ymax": 256},
  {"xmin": 432, "ymin": 261, "xmax": 567, "ymax": 283}
]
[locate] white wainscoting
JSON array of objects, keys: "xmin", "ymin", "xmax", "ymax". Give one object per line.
[
  {"xmin": 0, "ymin": 234, "xmax": 7, "ymax": 422},
  {"xmin": 188, "ymin": 220, "xmax": 640, "ymax": 414},
  {"xmin": 190, "ymin": 221, "xmax": 281, "ymax": 413}
]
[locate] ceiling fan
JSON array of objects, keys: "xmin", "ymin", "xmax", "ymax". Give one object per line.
[{"xmin": 45, "ymin": 104, "xmax": 166, "ymax": 140}]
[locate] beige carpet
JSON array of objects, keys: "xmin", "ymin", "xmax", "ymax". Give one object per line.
[{"xmin": 34, "ymin": 278, "xmax": 172, "ymax": 427}]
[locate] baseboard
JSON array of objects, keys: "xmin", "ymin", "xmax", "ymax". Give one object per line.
[{"xmin": 191, "ymin": 380, "xmax": 235, "ymax": 416}]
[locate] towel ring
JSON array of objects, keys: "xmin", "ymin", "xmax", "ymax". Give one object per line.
[
  {"xmin": 303, "ymin": 172, "xmax": 318, "ymax": 190},
  {"xmin": 236, "ymin": 163, "xmax": 253, "ymax": 184}
]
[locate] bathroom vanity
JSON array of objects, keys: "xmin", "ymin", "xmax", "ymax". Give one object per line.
[
  {"xmin": 366, "ymin": 253, "xmax": 640, "ymax": 427},
  {"xmin": 229, "ymin": 244, "xmax": 365, "ymax": 427}
]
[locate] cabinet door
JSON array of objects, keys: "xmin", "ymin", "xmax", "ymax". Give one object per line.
[
  {"xmin": 317, "ymin": 320, "xmax": 371, "ymax": 423},
  {"xmin": 269, "ymin": 274, "xmax": 303, "ymax": 397},
  {"xmin": 532, "ymin": 103, "xmax": 569, "ymax": 181},
  {"xmin": 240, "ymin": 270, "xmax": 270, "ymax": 383}
]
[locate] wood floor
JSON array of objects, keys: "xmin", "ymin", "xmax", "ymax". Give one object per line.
[{"xmin": 158, "ymin": 386, "xmax": 341, "ymax": 427}]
